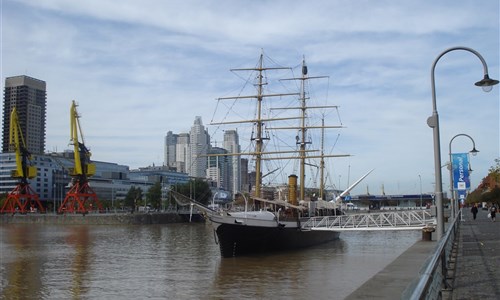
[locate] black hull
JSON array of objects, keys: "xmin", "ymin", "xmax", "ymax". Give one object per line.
[{"xmin": 215, "ymin": 223, "xmax": 340, "ymax": 257}]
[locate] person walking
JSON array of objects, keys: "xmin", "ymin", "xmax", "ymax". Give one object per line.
[
  {"xmin": 490, "ymin": 205, "xmax": 497, "ymax": 222},
  {"xmin": 471, "ymin": 204, "xmax": 478, "ymax": 220}
]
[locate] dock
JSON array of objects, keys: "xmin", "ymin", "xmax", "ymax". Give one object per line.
[
  {"xmin": 0, "ymin": 209, "xmax": 204, "ymax": 225},
  {"xmin": 345, "ymin": 208, "xmax": 500, "ymax": 299}
]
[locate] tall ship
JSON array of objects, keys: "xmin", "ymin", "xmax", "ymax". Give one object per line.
[{"xmin": 172, "ymin": 52, "xmax": 363, "ymax": 257}]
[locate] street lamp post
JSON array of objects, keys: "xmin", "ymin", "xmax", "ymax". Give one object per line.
[
  {"xmin": 419, "ymin": 175, "xmax": 422, "ymax": 209},
  {"xmin": 428, "ymin": 46, "xmax": 498, "ymax": 240},
  {"xmin": 448, "ymin": 134, "xmax": 478, "ymax": 220}
]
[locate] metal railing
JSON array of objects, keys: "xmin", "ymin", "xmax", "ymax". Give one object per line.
[
  {"xmin": 302, "ymin": 210, "xmax": 435, "ymax": 231},
  {"xmin": 402, "ymin": 209, "xmax": 461, "ymax": 299}
]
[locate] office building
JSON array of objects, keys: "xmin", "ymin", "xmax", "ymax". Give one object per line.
[
  {"xmin": 207, "ymin": 147, "xmax": 229, "ymax": 190},
  {"xmin": 164, "ymin": 131, "xmax": 178, "ymax": 168},
  {"xmin": 188, "ymin": 116, "xmax": 209, "ymax": 178},
  {"xmin": 2, "ymin": 75, "xmax": 47, "ymax": 154},
  {"xmin": 223, "ymin": 130, "xmax": 241, "ymax": 195},
  {"xmin": 175, "ymin": 133, "xmax": 190, "ymax": 173}
]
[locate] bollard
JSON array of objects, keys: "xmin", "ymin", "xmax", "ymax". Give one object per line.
[{"xmin": 422, "ymin": 227, "xmax": 435, "ymax": 241}]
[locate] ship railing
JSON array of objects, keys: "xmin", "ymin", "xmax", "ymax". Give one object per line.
[{"xmin": 302, "ymin": 210, "xmax": 435, "ymax": 230}]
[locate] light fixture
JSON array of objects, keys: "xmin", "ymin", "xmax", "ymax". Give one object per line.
[
  {"xmin": 470, "ymin": 147, "xmax": 479, "ymax": 156},
  {"xmin": 474, "ymin": 74, "xmax": 499, "ymax": 92}
]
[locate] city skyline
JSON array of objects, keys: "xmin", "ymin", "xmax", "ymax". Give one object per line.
[{"xmin": 1, "ymin": 1, "xmax": 498, "ymax": 195}]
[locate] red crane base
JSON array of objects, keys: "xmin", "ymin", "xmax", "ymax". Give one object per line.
[
  {"xmin": 1, "ymin": 183, "xmax": 45, "ymax": 214},
  {"xmin": 58, "ymin": 181, "xmax": 103, "ymax": 214}
]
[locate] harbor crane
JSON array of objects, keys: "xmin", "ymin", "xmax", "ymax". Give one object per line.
[
  {"xmin": 1, "ymin": 108, "xmax": 45, "ymax": 213},
  {"xmin": 58, "ymin": 100, "xmax": 103, "ymax": 214}
]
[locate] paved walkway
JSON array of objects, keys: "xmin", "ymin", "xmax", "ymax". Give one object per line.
[
  {"xmin": 344, "ymin": 238, "xmax": 436, "ymax": 299},
  {"xmin": 345, "ymin": 208, "xmax": 500, "ymax": 299},
  {"xmin": 452, "ymin": 208, "xmax": 500, "ymax": 299}
]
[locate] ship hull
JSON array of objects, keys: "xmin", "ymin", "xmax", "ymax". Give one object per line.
[{"xmin": 214, "ymin": 222, "xmax": 340, "ymax": 257}]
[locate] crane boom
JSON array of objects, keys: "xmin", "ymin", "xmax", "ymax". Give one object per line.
[
  {"xmin": 59, "ymin": 100, "xmax": 102, "ymax": 214},
  {"xmin": 69, "ymin": 100, "xmax": 95, "ymax": 177},
  {"xmin": 9, "ymin": 107, "xmax": 36, "ymax": 179},
  {"xmin": 0, "ymin": 107, "xmax": 44, "ymax": 214}
]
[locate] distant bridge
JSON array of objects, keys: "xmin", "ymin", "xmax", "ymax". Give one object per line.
[{"xmin": 302, "ymin": 210, "xmax": 435, "ymax": 231}]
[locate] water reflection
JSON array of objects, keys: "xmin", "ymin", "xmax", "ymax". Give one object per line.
[
  {"xmin": 210, "ymin": 239, "xmax": 348, "ymax": 299},
  {"xmin": 66, "ymin": 226, "xmax": 91, "ymax": 299},
  {"xmin": 2, "ymin": 225, "xmax": 44, "ymax": 299}
]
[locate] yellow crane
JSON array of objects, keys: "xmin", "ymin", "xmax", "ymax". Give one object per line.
[
  {"xmin": 0, "ymin": 107, "xmax": 45, "ymax": 213},
  {"xmin": 58, "ymin": 100, "xmax": 102, "ymax": 214}
]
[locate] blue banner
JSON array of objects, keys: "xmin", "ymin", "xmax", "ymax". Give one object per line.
[
  {"xmin": 457, "ymin": 190, "xmax": 467, "ymax": 203},
  {"xmin": 452, "ymin": 153, "xmax": 470, "ymax": 190}
]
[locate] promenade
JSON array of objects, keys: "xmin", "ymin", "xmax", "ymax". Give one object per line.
[
  {"xmin": 452, "ymin": 208, "xmax": 500, "ymax": 299},
  {"xmin": 345, "ymin": 208, "xmax": 500, "ymax": 299}
]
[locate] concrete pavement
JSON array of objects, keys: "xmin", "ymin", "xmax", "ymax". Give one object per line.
[
  {"xmin": 344, "ymin": 237, "xmax": 437, "ymax": 299},
  {"xmin": 345, "ymin": 207, "xmax": 500, "ymax": 299},
  {"xmin": 452, "ymin": 208, "xmax": 500, "ymax": 299}
]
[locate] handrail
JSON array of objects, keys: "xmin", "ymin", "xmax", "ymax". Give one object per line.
[
  {"xmin": 403, "ymin": 209, "xmax": 461, "ymax": 299},
  {"xmin": 302, "ymin": 210, "xmax": 435, "ymax": 230}
]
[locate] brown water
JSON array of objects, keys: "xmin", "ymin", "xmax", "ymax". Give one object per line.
[{"xmin": 0, "ymin": 223, "xmax": 420, "ymax": 299}]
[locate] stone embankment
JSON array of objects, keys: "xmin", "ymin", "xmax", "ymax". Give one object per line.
[{"xmin": 0, "ymin": 212, "xmax": 201, "ymax": 225}]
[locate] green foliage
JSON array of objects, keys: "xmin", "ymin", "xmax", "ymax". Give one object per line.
[
  {"xmin": 488, "ymin": 158, "xmax": 500, "ymax": 183},
  {"xmin": 147, "ymin": 182, "xmax": 162, "ymax": 209},
  {"xmin": 481, "ymin": 187, "xmax": 500, "ymax": 206},
  {"xmin": 98, "ymin": 199, "xmax": 111, "ymax": 209},
  {"xmin": 124, "ymin": 186, "xmax": 143, "ymax": 208},
  {"xmin": 174, "ymin": 179, "xmax": 212, "ymax": 205},
  {"xmin": 466, "ymin": 189, "xmax": 482, "ymax": 205}
]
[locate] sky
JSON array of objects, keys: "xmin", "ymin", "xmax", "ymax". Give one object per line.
[{"xmin": 1, "ymin": 0, "xmax": 499, "ymax": 196}]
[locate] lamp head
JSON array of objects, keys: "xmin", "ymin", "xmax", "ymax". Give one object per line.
[
  {"xmin": 470, "ymin": 147, "xmax": 479, "ymax": 156},
  {"xmin": 475, "ymin": 74, "xmax": 499, "ymax": 92}
]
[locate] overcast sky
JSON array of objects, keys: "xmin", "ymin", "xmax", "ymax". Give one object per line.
[{"xmin": 1, "ymin": 0, "xmax": 499, "ymax": 196}]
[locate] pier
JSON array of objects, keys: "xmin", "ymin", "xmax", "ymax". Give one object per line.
[{"xmin": 303, "ymin": 210, "xmax": 435, "ymax": 231}]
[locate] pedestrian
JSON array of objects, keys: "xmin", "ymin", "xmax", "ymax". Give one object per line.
[
  {"xmin": 490, "ymin": 205, "xmax": 497, "ymax": 222},
  {"xmin": 471, "ymin": 204, "xmax": 478, "ymax": 220}
]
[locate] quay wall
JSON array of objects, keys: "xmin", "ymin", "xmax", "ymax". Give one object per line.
[{"xmin": 0, "ymin": 212, "xmax": 201, "ymax": 225}]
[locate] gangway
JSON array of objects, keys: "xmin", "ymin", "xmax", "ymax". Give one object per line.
[{"xmin": 302, "ymin": 210, "xmax": 435, "ymax": 231}]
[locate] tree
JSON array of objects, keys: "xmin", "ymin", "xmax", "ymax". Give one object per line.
[
  {"xmin": 175, "ymin": 178, "xmax": 212, "ymax": 205},
  {"xmin": 124, "ymin": 186, "xmax": 143, "ymax": 210},
  {"xmin": 467, "ymin": 158, "xmax": 500, "ymax": 205},
  {"xmin": 147, "ymin": 182, "xmax": 162, "ymax": 209},
  {"xmin": 481, "ymin": 187, "xmax": 500, "ymax": 207},
  {"xmin": 488, "ymin": 158, "xmax": 500, "ymax": 185},
  {"xmin": 466, "ymin": 189, "xmax": 482, "ymax": 205}
]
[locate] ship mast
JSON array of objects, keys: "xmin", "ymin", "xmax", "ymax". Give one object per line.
[
  {"xmin": 212, "ymin": 53, "xmax": 348, "ymax": 201},
  {"xmin": 319, "ymin": 117, "xmax": 325, "ymax": 200},
  {"xmin": 278, "ymin": 57, "xmax": 349, "ymax": 202},
  {"xmin": 254, "ymin": 54, "xmax": 265, "ymax": 198},
  {"xmin": 212, "ymin": 52, "xmax": 297, "ymax": 198},
  {"xmin": 298, "ymin": 60, "xmax": 309, "ymax": 201}
]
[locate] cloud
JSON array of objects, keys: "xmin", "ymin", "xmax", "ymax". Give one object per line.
[{"xmin": 2, "ymin": 0, "xmax": 498, "ymax": 195}]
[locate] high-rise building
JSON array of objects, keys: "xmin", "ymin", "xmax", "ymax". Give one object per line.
[
  {"xmin": 207, "ymin": 147, "xmax": 229, "ymax": 189},
  {"xmin": 164, "ymin": 131, "xmax": 178, "ymax": 168},
  {"xmin": 240, "ymin": 158, "xmax": 249, "ymax": 193},
  {"xmin": 2, "ymin": 75, "xmax": 47, "ymax": 154},
  {"xmin": 188, "ymin": 116, "xmax": 209, "ymax": 178},
  {"xmin": 223, "ymin": 130, "xmax": 241, "ymax": 195},
  {"xmin": 175, "ymin": 133, "xmax": 190, "ymax": 173}
]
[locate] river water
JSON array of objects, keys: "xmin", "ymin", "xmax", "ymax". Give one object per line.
[{"xmin": 0, "ymin": 222, "xmax": 420, "ymax": 299}]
